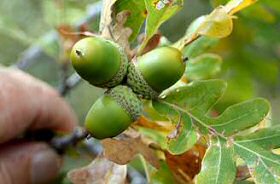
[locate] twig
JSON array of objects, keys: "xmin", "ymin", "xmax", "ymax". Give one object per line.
[
  {"xmin": 15, "ymin": 1, "xmax": 102, "ymax": 71},
  {"xmin": 23, "ymin": 126, "xmax": 91, "ymax": 154},
  {"xmin": 50, "ymin": 127, "xmax": 89, "ymax": 154},
  {"xmin": 58, "ymin": 70, "xmax": 82, "ymax": 96},
  {"xmin": 177, "ymin": 33, "xmax": 201, "ymax": 51},
  {"xmin": 57, "ymin": 61, "xmax": 70, "ymax": 95}
]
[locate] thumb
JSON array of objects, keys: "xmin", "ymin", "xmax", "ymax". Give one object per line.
[{"xmin": 0, "ymin": 142, "xmax": 61, "ymax": 184}]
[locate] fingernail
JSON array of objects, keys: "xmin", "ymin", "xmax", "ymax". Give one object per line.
[{"xmin": 31, "ymin": 149, "xmax": 61, "ymax": 184}]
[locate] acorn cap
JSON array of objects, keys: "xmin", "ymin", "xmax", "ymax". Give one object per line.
[
  {"xmin": 99, "ymin": 41, "xmax": 128, "ymax": 88},
  {"xmin": 127, "ymin": 61, "xmax": 159, "ymax": 99},
  {"xmin": 106, "ymin": 85, "xmax": 143, "ymax": 121},
  {"xmin": 71, "ymin": 37, "xmax": 128, "ymax": 88}
]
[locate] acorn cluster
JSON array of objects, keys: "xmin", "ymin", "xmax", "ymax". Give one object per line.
[{"xmin": 70, "ymin": 36, "xmax": 186, "ymax": 139}]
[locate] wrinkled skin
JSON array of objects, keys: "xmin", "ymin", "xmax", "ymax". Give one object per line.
[{"xmin": 0, "ymin": 67, "xmax": 77, "ymax": 184}]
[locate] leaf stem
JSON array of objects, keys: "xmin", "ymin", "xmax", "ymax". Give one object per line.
[{"xmin": 177, "ymin": 33, "xmax": 201, "ymax": 51}]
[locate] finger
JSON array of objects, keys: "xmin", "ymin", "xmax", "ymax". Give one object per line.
[
  {"xmin": 0, "ymin": 68, "xmax": 78, "ymax": 143},
  {"xmin": 0, "ymin": 141, "xmax": 61, "ymax": 184}
]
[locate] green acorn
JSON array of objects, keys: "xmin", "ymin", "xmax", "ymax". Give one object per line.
[
  {"xmin": 85, "ymin": 86, "xmax": 143, "ymax": 139},
  {"xmin": 70, "ymin": 37, "xmax": 128, "ymax": 88},
  {"xmin": 127, "ymin": 46, "xmax": 186, "ymax": 99}
]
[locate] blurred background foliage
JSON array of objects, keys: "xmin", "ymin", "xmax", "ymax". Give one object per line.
[{"xmin": 0, "ymin": 0, "xmax": 279, "ymax": 182}]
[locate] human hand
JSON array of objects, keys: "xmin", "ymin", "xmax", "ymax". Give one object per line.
[{"xmin": 0, "ymin": 67, "xmax": 77, "ymax": 184}]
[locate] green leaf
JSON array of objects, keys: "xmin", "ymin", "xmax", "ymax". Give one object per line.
[
  {"xmin": 195, "ymin": 137, "xmax": 236, "ymax": 184},
  {"xmin": 141, "ymin": 156, "xmax": 175, "ymax": 184},
  {"xmin": 234, "ymin": 126, "xmax": 280, "ymax": 184},
  {"xmin": 185, "ymin": 53, "xmax": 222, "ymax": 80},
  {"xmin": 158, "ymin": 79, "xmax": 227, "ymax": 115},
  {"xmin": 138, "ymin": 127, "xmax": 168, "ymax": 150},
  {"xmin": 205, "ymin": 98, "xmax": 270, "ymax": 136},
  {"xmin": 152, "ymin": 102, "xmax": 198, "ymax": 154},
  {"xmin": 234, "ymin": 138, "xmax": 280, "ymax": 183},
  {"xmin": 153, "ymin": 79, "xmax": 275, "ymax": 183},
  {"xmin": 143, "ymin": 100, "xmax": 198, "ymax": 155},
  {"xmin": 139, "ymin": 0, "xmax": 183, "ymax": 53},
  {"xmin": 150, "ymin": 161, "xmax": 176, "ymax": 184},
  {"xmin": 235, "ymin": 126, "xmax": 280, "ymax": 149},
  {"xmin": 114, "ymin": 0, "xmax": 146, "ymax": 41},
  {"xmin": 154, "ymin": 80, "xmax": 270, "ymax": 136},
  {"xmin": 167, "ymin": 114, "xmax": 198, "ymax": 155}
]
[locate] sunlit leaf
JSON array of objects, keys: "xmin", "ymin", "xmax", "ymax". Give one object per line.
[
  {"xmin": 139, "ymin": 0, "xmax": 183, "ymax": 54},
  {"xmin": 195, "ymin": 137, "xmax": 236, "ymax": 184},
  {"xmin": 175, "ymin": 0, "xmax": 257, "ymax": 50},
  {"xmin": 197, "ymin": 7, "xmax": 233, "ymax": 38},
  {"xmin": 224, "ymin": 0, "xmax": 257, "ymax": 15},
  {"xmin": 174, "ymin": 16, "xmax": 219, "ymax": 55}
]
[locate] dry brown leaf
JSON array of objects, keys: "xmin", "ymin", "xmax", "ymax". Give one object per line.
[
  {"xmin": 100, "ymin": 8, "xmax": 133, "ymax": 58},
  {"xmin": 56, "ymin": 24, "xmax": 97, "ymax": 59},
  {"xmin": 101, "ymin": 137, "xmax": 160, "ymax": 169},
  {"xmin": 111, "ymin": 11, "xmax": 133, "ymax": 56},
  {"xmin": 138, "ymin": 33, "xmax": 162, "ymax": 55},
  {"xmin": 165, "ymin": 144, "xmax": 206, "ymax": 180},
  {"xmin": 57, "ymin": 25, "xmax": 82, "ymax": 55},
  {"xmin": 99, "ymin": 0, "xmax": 118, "ymax": 36},
  {"xmin": 99, "ymin": 0, "xmax": 137, "ymax": 58},
  {"xmin": 68, "ymin": 156, "xmax": 127, "ymax": 184}
]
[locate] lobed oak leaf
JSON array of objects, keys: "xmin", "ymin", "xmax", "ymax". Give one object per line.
[{"xmin": 101, "ymin": 136, "xmax": 160, "ymax": 169}]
